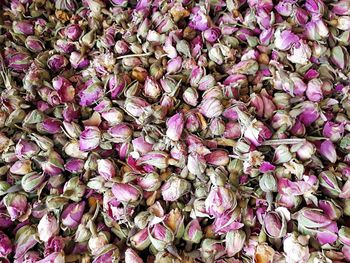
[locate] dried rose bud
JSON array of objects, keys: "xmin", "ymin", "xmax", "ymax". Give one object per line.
[
  {"xmin": 205, "ymin": 186, "xmax": 236, "ymax": 216},
  {"xmin": 14, "ymin": 225, "xmax": 38, "ymax": 259},
  {"xmin": 137, "ymin": 173, "xmax": 161, "ymax": 191},
  {"xmin": 183, "ymin": 87, "xmax": 199, "ymax": 107},
  {"xmin": 65, "ymin": 24, "xmax": 83, "ymax": 41},
  {"xmin": 323, "ymin": 121, "xmax": 344, "ymax": 142},
  {"xmin": 166, "ymin": 56, "xmax": 182, "ymax": 74},
  {"xmin": 0, "ymin": 231, "xmax": 12, "ymax": 258},
  {"xmin": 79, "ymin": 126, "xmax": 101, "ymax": 152},
  {"xmin": 125, "ymin": 97, "xmax": 150, "ymax": 117},
  {"xmin": 78, "ymin": 80, "xmax": 103, "ymax": 106},
  {"xmin": 132, "ymin": 137, "xmax": 153, "ymax": 155},
  {"xmin": 319, "ymin": 200, "xmax": 342, "ymax": 220},
  {"xmin": 40, "ymin": 151, "xmax": 64, "ymax": 176},
  {"xmin": 69, "ymin": 52, "xmax": 89, "ymax": 69},
  {"xmin": 305, "ymin": 16, "xmax": 329, "ymax": 41},
  {"xmin": 161, "ymin": 176, "xmax": 191, "ymax": 201},
  {"xmin": 137, "ymin": 151, "xmax": 170, "ymax": 169},
  {"xmin": 130, "ymin": 228, "xmax": 151, "ymax": 251},
  {"xmin": 188, "ymin": 153, "xmax": 207, "ymax": 176},
  {"xmin": 259, "ymin": 173, "xmax": 277, "ymax": 192},
  {"xmin": 7, "ymin": 52, "xmax": 32, "ymax": 72},
  {"xmin": 306, "ymin": 79, "xmax": 323, "ymax": 102},
  {"xmin": 319, "ymin": 171, "xmax": 341, "ymax": 197},
  {"xmin": 61, "ymin": 201, "xmax": 86, "ymax": 228},
  {"xmin": 183, "ymin": 219, "xmax": 203, "ymax": 244},
  {"xmin": 97, "ymin": 159, "xmax": 116, "ymax": 180},
  {"xmin": 125, "ymin": 248, "xmax": 143, "ymax": 263},
  {"xmin": 143, "ymin": 77, "xmax": 162, "ymax": 100},
  {"xmin": 226, "ymin": 230, "xmax": 246, "ymax": 257},
  {"xmin": 91, "ymin": 244, "xmax": 120, "ymax": 263},
  {"xmin": 25, "ymin": 36, "xmax": 45, "ymax": 53},
  {"xmin": 274, "ymin": 29, "xmax": 299, "ymax": 51},
  {"xmin": 21, "ymin": 172, "xmax": 46, "ymax": 193},
  {"xmin": 112, "ymin": 183, "xmax": 142, "ymax": 204},
  {"xmin": 13, "ymin": 20, "xmax": 34, "ymax": 35},
  {"xmin": 10, "ymin": 160, "xmax": 32, "ymax": 175},
  {"xmin": 3, "ymin": 193, "xmax": 29, "ymax": 221},
  {"xmin": 203, "ymin": 27, "xmax": 221, "ymax": 43},
  {"xmin": 283, "ymin": 233, "xmax": 310, "ymax": 263},
  {"xmin": 205, "ymin": 150, "xmax": 229, "ymax": 166},
  {"xmin": 107, "ymin": 123, "xmax": 133, "ymax": 143},
  {"xmin": 331, "ymin": 0, "xmax": 350, "ymax": 15},
  {"xmin": 273, "ymin": 145, "xmax": 292, "ymax": 164},
  {"xmin": 47, "ymin": 54, "xmax": 68, "ymax": 72},
  {"xmin": 200, "ymin": 239, "xmax": 225, "ymax": 262},
  {"xmin": 38, "ymin": 213, "xmax": 59, "ymax": 242},
  {"xmin": 291, "ymin": 141, "xmax": 315, "ymax": 160},
  {"xmin": 199, "ymin": 98, "xmax": 223, "ymax": 118},
  {"xmin": 223, "ymin": 122, "xmax": 241, "ymax": 139},
  {"xmin": 63, "ymin": 177, "xmax": 86, "ymax": 202},
  {"xmin": 263, "ymin": 208, "xmax": 289, "ymax": 238},
  {"xmin": 319, "ymin": 140, "xmax": 337, "ymax": 163},
  {"xmin": 166, "ymin": 113, "xmax": 185, "ymax": 141},
  {"xmin": 149, "ymin": 223, "xmax": 174, "ymax": 251},
  {"xmin": 339, "ymin": 226, "xmax": 350, "ymax": 246}
]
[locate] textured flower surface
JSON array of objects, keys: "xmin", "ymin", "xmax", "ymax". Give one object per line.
[{"xmin": 0, "ymin": 0, "xmax": 350, "ymax": 262}]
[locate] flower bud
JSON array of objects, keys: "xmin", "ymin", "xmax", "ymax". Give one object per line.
[
  {"xmin": 10, "ymin": 160, "xmax": 32, "ymax": 175},
  {"xmin": 183, "ymin": 219, "xmax": 203, "ymax": 244},
  {"xmin": 79, "ymin": 127, "xmax": 101, "ymax": 151},
  {"xmin": 38, "ymin": 213, "xmax": 59, "ymax": 242},
  {"xmin": 319, "ymin": 200, "xmax": 342, "ymax": 220},
  {"xmin": 125, "ymin": 248, "xmax": 143, "ymax": 263},
  {"xmin": 283, "ymin": 233, "xmax": 310, "ymax": 263},
  {"xmin": 130, "ymin": 228, "xmax": 151, "ymax": 250},
  {"xmin": 226, "ymin": 230, "xmax": 246, "ymax": 257},
  {"xmin": 200, "ymin": 239, "xmax": 225, "ymax": 262},
  {"xmin": 13, "ymin": 20, "xmax": 34, "ymax": 35},
  {"xmin": 125, "ymin": 97, "xmax": 150, "ymax": 117},
  {"xmin": 188, "ymin": 153, "xmax": 207, "ymax": 176},
  {"xmin": 332, "ymin": 0, "xmax": 350, "ymax": 15},
  {"xmin": 292, "ymin": 141, "xmax": 315, "ymax": 161},
  {"xmin": 61, "ymin": 201, "xmax": 86, "ymax": 228},
  {"xmin": 306, "ymin": 79, "xmax": 323, "ymax": 102},
  {"xmin": 137, "ymin": 151, "xmax": 170, "ymax": 169},
  {"xmin": 161, "ymin": 176, "xmax": 191, "ymax": 201},
  {"xmin": 319, "ymin": 171, "xmax": 341, "ymax": 197},
  {"xmin": 97, "ymin": 159, "xmax": 116, "ymax": 180},
  {"xmin": 137, "ymin": 173, "xmax": 161, "ymax": 192},
  {"xmin": 263, "ymin": 209, "xmax": 289, "ymax": 238},
  {"xmin": 0, "ymin": 232, "xmax": 12, "ymax": 258},
  {"xmin": 92, "ymin": 244, "xmax": 120, "ymax": 263},
  {"xmin": 199, "ymin": 98, "xmax": 223, "ymax": 118},
  {"xmin": 70, "ymin": 52, "xmax": 89, "ymax": 69},
  {"xmin": 275, "ymin": 29, "xmax": 299, "ymax": 51},
  {"xmin": 14, "ymin": 225, "xmax": 38, "ymax": 259},
  {"xmin": 112, "ymin": 183, "xmax": 142, "ymax": 204},
  {"xmin": 293, "ymin": 208, "xmax": 333, "ymax": 236},
  {"xmin": 107, "ymin": 123, "xmax": 133, "ymax": 143},
  {"xmin": 65, "ymin": 24, "xmax": 83, "ymax": 41},
  {"xmin": 273, "ymin": 145, "xmax": 292, "ymax": 164},
  {"xmin": 40, "ymin": 151, "xmax": 64, "ymax": 176},
  {"xmin": 21, "ymin": 172, "xmax": 46, "ymax": 193},
  {"xmin": 203, "ymin": 27, "xmax": 221, "ymax": 43},
  {"xmin": 205, "ymin": 186, "xmax": 237, "ymax": 216},
  {"xmin": 63, "ymin": 177, "xmax": 86, "ymax": 202},
  {"xmin": 149, "ymin": 224, "xmax": 174, "ymax": 251},
  {"xmin": 166, "ymin": 113, "xmax": 184, "ymax": 141},
  {"xmin": 3, "ymin": 193, "xmax": 29, "ymax": 221},
  {"xmin": 205, "ymin": 150, "xmax": 229, "ymax": 166},
  {"xmin": 25, "ymin": 36, "xmax": 45, "ymax": 53},
  {"xmin": 89, "ymin": 231, "xmax": 110, "ymax": 256},
  {"xmin": 339, "ymin": 226, "xmax": 350, "ymax": 246},
  {"xmin": 183, "ymin": 87, "xmax": 199, "ymax": 107},
  {"xmin": 47, "ymin": 54, "xmax": 68, "ymax": 72},
  {"xmin": 305, "ymin": 17, "xmax": 329, "ymax": 41},
  {"xmin": 319, "ymin": 140, "xmax": 337, "ymax": 163},
  {"xmin": 259, "ymin": 173, "xmax": 277, "ymax": 192},
  {"xmin": 166, "ymin": 56, "xmax": 182, "ymax": 74},
  {"xmin": 323, "ymin": 121, "xmax": 344, "ymax": 142},
  {"xmin": 143, "ymin": 77, "xmax": 162, "ymax": 100}
]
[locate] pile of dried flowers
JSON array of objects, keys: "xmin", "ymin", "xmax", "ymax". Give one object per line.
[{"xmin": 1, "ymin": 0, "xmax": 350, "ymax": 262}]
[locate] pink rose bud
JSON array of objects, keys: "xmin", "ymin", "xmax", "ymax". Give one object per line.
[
  {"xmin": 199, "ymin": 98, "xmax": 224, "ymax": 118},
  {"xmin": 137, "ymin": 172, "xmax": 161, "ymax": 191},
  {"xmin": 287, "ymin": 41, "xmax": 312, "ymax": 65},
  {"xmin": 125, "ymin": 97, "xmax": 150, "ymax": 117},
  {"xmin": 250, "ymin": 93, "xmax": 264, "ymax": 117},
  {"xmin": 205, "ymin": 150, "xmax": 229, "ymax": 166},
  {"xmin": 52, "ymin": 76, "xmax": 75, "ymax": 103},
  {"xmin": 108, "ymin": 123, "xmax": 133, "ymax": 143},
  {"xmin": 79, "ymin": 126, "xmax": 101, "ymax": 152},
  {"xmin": 137, "ymin": 151, "xmax": 170, "ymax": 169},
  {"xmin": 108, "ymin": 74, "xmax": 127, "ymax": 99},
  {"xmin": 331, "ymin": 0, "xmax": 350, "ymax": 15},
  {"xmin": 55, "ymin": 39, "xmax": 75, "ymax": 53},
  {"xmin": 166, "ymin": 113, "xmax": 185, "ymax": 141},
  {"xmin": 203, "ymin": 27, "xmax": 221, "ymax": 43},
  {"xmin": 319, "ymin": 200, "xmax": 342, "ymax": 220},
  {"xmin": 225, "ymin": 230, "xmax": 246, "ymax": 257},
  {"xmin": 25, "ymin": 36, "xmax": 45, "ymax": 53},
  {"xmin": 263, "ymin": 209, "xmax": 289, "ymax": 238},
  {"xmin": 97, "ymin": 159, "xmax": 116, "ymax": 180},
  {"xmin": 37, "ymin": 252, "xmax": 65, "ymax": 263},
  {"xmin": 13, "ymin": 20, "xmax": 34, "ymax": 35},
  {"xmin": 182, "ymin": 87, "xmax": 198, "ymax": 107},
  {"xmin": 319, "ymin": 140, "xmax": 337, "ymax": 163},
  {"xmin": 78, "ymin": 80, "xmax": 103, "ymax": 106},
  {"xmin": 166, "ymin": 56, "xmax": 182, "ymax": 74},
  {"xmin": 205, "ymin": 186, "xmax": 237, "ymax": 216},
  {"xmin": 130, "ymin": 228, "xmax": 151, "ymax": 250},
  {"xmin": 293, "ymin": 207, "xmax": 333, "ymax": 234},
  {"xmin": 183, "ymin": 219, "xmax": 203, "ymax": 244},
  {"xmin": 149, "ymin": 223, "xmax": 174, "ymax": 251},
  {"xmin": 294, "ymin": 140, "xmax": 316, "ymax": 160},
  {"xmin": 69, "ymin": 51, "xmax": 89, "ymax": 69},
  {"xmin": 200, "ymin": 239, "xmax": 225, "ymax": 261},
  {"xmin": 14, "ymin": 226, "xmax": 39, "ymax": 259},
  {"xmin": 125, "ymin": 248, "xmax": 143, "ymax": 263},
  {"xmin": 275, "ymin": 29, "xmax": 299, "ymax": 51},
  {"xmin": 41, "ymin": 151, "xmax": 64, "ymax": 176},
  {"xmin": 21, "ymin": 172, "xmax": 46, "ymax": 193},
  {"xmin": 275, "ymin": 0, "xmax": 294, "ymax": 16},
  {"xmin": 47, "ymin": 54, "xmax": 68, "ymax": 72},
  {"xmin": 65, "ymin": 24, "xmax": 83, "ymax": 41},
  {"xmin": 38, "ymin": 213, "xmax": 59, "ymax": 242},
  {"xmin": 112, "ymin": 183, "xmax": 142, "ymax": 204},
  {"xmin": 189, "ymin": 8, "xmax": 209, "ymax": 31},
  {"xmin": 339, "ymin": 226, "xmax": 350, "ymax": 246},
  {"xmin": 223, "ymin": 121, "xmax": 241, "ymax": 139},
  {"xmin": 306, "ymin": 79, "xmax": 323, "ymax": 102},
  {"xmin": 305, "ymin": 17, "xmax": 329, "ymax": 41},
  {"xmin": 188, "ymin": 153, "xmax": 207, "ymax": 176},
  {"xmin": 331, "ymin": 46, "xmax": 347, "ymax": 69},
  {"xmin": 39, "ymin": 118, "xmax": 62, "ymax": 134},
  {"xmin": 14, "ymin": 140, "xmax": 38, "ymax": 160},
  {"xmin": 143, "ymin": 77, "xmax": 162, "ymax": 100},
  {"xmin": 4, "ymin": 193, "xmax": 28, "ymax": 221},
  {"xmin": 90, "ymin": 244, "xmax": 120, "ymax": 263},
  {"xmin": 213, "ymin": 209, "xmax": 243, "ymax": 234},
  {"xmin": 283, "ymin": 233, "xmax": 310, "ymax": 263},
  {"xmin": 305, "ymin": 0, "xmax": 325, "ymax": 14},
  {"xmin": 259, "ymin": 173, "xmax": 277, "ymax": 192},
  {"xmin": 61, "ymin": 201, "xmax": 86, "ymax": 228},
  {"xmin": 132, "ymin": 137, "xmax": 153, "ymax": 155},
  {"xmin": 244, "ymin": 120, "xmax": 272, "ymax": 146},
  {"xmin": 185, "ymin": 112, "xmax": 200, "ymax": 132},
  {"xmin": 319, "ymin": 171, "xmax": 341, "ymax": 197},
  {"xmin": 161, "ymin": 176, "xmax": 191, "ymax": 201},
  {"xmin": 0, "ymin": 232, "xmax": 12, "ymax": 258},
  {"xmin": 7, "ymin": 52, "xmax": 32, "ymax": 72},
  {"xmin": 295, "ymin": 102, "xmax": 320, "ymax": 126},
  {"xmin": 10, "ymin": 160, "xmax": 32, "ymax": 175}
]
